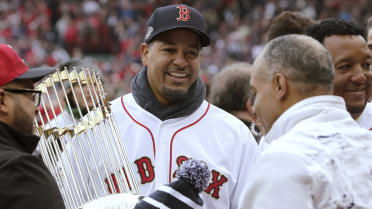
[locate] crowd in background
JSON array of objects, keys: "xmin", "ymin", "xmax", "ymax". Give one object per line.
[{"xmin": 1, "ymin": 0, "xmax": 372, "ymax": 99}]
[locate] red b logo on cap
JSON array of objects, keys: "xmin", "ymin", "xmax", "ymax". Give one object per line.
[{"xmin": 176, "ymin": 6, "xmax": 190, "ymax": 21}]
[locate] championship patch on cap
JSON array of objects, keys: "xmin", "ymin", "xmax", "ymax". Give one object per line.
[{"xmin": 145, "ymin": 26, "xmax": 153, "ymax": 41}]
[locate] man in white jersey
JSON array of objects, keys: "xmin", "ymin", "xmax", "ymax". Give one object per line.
[
  {"xmin": 239, "ymin": 34, "xmax": 372, "ymax": 209},
  {"xmin": 46, "ymin": 60, "xmax": 102, "ymax": 127},
  {"xmin": 305, "ymin": 18, "xmax": 372, "ymax": 130},
  {"xmin": 34, "ymin": 60, "xmax": 102, "ymax": 156},
  {"xmin": 63, "ymin": 4, "xmax": 258, "ymax": 209}
]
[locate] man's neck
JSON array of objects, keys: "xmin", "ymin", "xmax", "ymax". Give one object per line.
[{"xmin": 351, "ymin": 111, "xmax": 363, "ymax": 120}]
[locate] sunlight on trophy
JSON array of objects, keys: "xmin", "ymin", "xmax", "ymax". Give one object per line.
[{"xmin": 34, "ymin": 66, "xmax": 142, "ymax": 209}]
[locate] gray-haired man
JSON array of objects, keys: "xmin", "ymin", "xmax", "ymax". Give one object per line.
[{"xmin": 239, "ymin": 34, "xmax": 372, "ymax": 209}]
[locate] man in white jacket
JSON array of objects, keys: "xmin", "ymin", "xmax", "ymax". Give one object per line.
[{"xmin": 239, "ymin": 34, "xmax": 372, "ymax": 209}]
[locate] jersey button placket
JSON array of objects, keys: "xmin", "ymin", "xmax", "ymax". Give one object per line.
[{"xmin": 154, "ymin": 122, "xmax": 169, "ymax": 187}]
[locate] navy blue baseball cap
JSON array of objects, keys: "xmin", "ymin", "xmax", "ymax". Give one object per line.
[{"xmin": 144, "ymin": 4, "xmax": 211, "ymax": 47}]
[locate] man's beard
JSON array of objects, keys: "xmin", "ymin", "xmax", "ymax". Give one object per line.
[
  {"xmin": 11, "ymin": 99, "xmax": 34, "ymax": 134},
  {"xmin": 347, "ymin": 103, "xmax": 367, "ymax": 116},
  {"xmin": 161, "ymin": 86, "xmax": 190, "ymax": 103}
]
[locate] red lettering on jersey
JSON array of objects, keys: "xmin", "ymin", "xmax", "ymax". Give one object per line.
[
  {"xmin": 205, "ymin": 170, "xmax": 228, "ymax": 199},
  {"xmin": 173, "ymin": 155, "xmax": 189, "ymax": 178},
  {"xmin": 369, "ymin": 127, "xmax": 372, "ymax": 131},
  {"xmin": 135, "ymin": 157, "xmax": 155, "ymax": 184},
  {"xmin": 104, "ymin": 177, "xmax": 112, "ymax": 193},
  {"xmin": 104, "ymin": 174, "xmax": 120, "ymax": 194},
  {"xmin": 122, "ymin": 167, "xmax": 132, "ymax": 191},
  {"xmin": 104, "ymin": 168, "xmax": 132, "ymax": 194},
  {"xmin": 176, "ymin": 6, "xmax": 190, "ymax": 21},
  {"xmin": 176, "ymin": 155, "xmax": 189, "ymax": 167}
]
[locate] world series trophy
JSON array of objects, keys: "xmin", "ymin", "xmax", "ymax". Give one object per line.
[{"xmin": 34, "ymin": 66, "xmax": 142, "ymax": 209}]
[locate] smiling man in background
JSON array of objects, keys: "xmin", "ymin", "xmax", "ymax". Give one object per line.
[{"xmin": 305, "ymin": 18, "xmax": 372, "ymax": 130}]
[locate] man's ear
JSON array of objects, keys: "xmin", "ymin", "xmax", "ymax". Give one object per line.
[
  {"xmin": 0, "ymin": 89, "xmax": 9, "ymax": 114},
  {"xmin": 245, "ymin": 99, "xmax": 257, "ymax": 123},
  {"xmin": 141, "ymin": 43, "xmax": 150, "ymax": 66},
  {"xmin": 273, "ymin": 72, "xmax": 288, "ymax": 100}
]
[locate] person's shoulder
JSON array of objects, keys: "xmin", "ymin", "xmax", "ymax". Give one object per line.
[
  {"xmin": 110, "ymin": 93, "xmax": 132, "ymax": 104},
  {"xmin": 365, "ymin": 101, "xmax": 372, "ymax": 111},
  {"xmin": 11, "ymin": 152, "xmax": 47, "ymax": 168},
  {"xmin": 357, "ymin": 102, "xmax": 372, "ymax": 130},
  {"xmin": 262, "ymin": 125, "xmax": 325, "ymax": 159},
  {"xmin": 109, "ymin": 93, "xmax": 134, "ymax": 112},
  {"xmin": 0, "ymin": 148, "xmax": 22, "ymax": 167},
  {"xmin": 256, "ymin": 151, "xmax": 310, "ymax": 175},
  {"xmin": 240, "ymin": 150, "xmax": 315, "ymax": 209},
  {"xmin": 265, "ymin": 118, "xmax": 372, "ymax": 160},
  {"xmin": 2, "ymin": 154, "xmax": 66, "ymax": 209},
  {"xmin": 204, "ymin": 103, "xmax": 257, "ymax": 142},
  {"xmin": 207, "ymin": 103, "xmax": 246, "ymax": 125},
  {"xmin": 0, "ymin": 152, "xmax": 51, "ymax": 179}
]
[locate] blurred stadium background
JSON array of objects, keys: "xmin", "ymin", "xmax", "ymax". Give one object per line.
[{"xmin": 1, "ymin": 0, "xmax": 372, "ymax": 99}]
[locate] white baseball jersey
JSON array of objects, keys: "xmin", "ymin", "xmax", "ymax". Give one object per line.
[
  {"xmin": 34, "ymin": 110, "xmax": 75, "ymax": 156},
  {"xmin": 239, "ymin": 96, "xmax": 372, "ymax": 209},
  {"xmin": 61, "ymin": 93, "xmax": 258, "ymax": 209},
  {"xmin": 356, "ymin": 102, "xmax": 372, "ymax": 130}
]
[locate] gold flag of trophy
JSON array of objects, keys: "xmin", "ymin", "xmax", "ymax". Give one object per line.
[{"xmin": 34, "ymin": 65, "xmax": 142, "ymax": 209}]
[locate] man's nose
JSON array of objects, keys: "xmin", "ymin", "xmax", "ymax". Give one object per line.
[
  {"xmin": 173, "ymin": 52, "xmax": 188, "ymax": 68},
  {"xmin": 351, "ymin": 65, "xmax": 367, "ymax": 84}
]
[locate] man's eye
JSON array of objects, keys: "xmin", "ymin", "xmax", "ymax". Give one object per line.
[
  {"xmin": 362, "ymin": 62, "xmax": 371, "ymax": 70},
  {"xmin": 163, "ymin": 48, "xmax": 176, "ymax": 53},
  {"xmin": 186, "ymin": 50, "xmax": 199, "ymax": 57},
  {"xmin": 337, "ymin": 64, "xmax": 351, "ymax": 71}
]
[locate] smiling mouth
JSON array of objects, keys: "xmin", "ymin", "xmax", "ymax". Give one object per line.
[
  {"xmin": 344, "ymin": 88, "xmax": 367, "ymax": 100},
  {"xmin": 346, "ymin": 88, "xmax": 365, "ymax": 93},
  {"xmin": 167, "ymin": 71, "xmax": 189, "ymax": 79}
]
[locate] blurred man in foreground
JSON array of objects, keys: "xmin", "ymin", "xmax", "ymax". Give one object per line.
[
  {"xmin": 208, "ymin": 62, "xmax": 261, "ymax": 143},
  {"xmin": 267, "ymin": 11, "xmax": 316, "ymax": 41}
]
